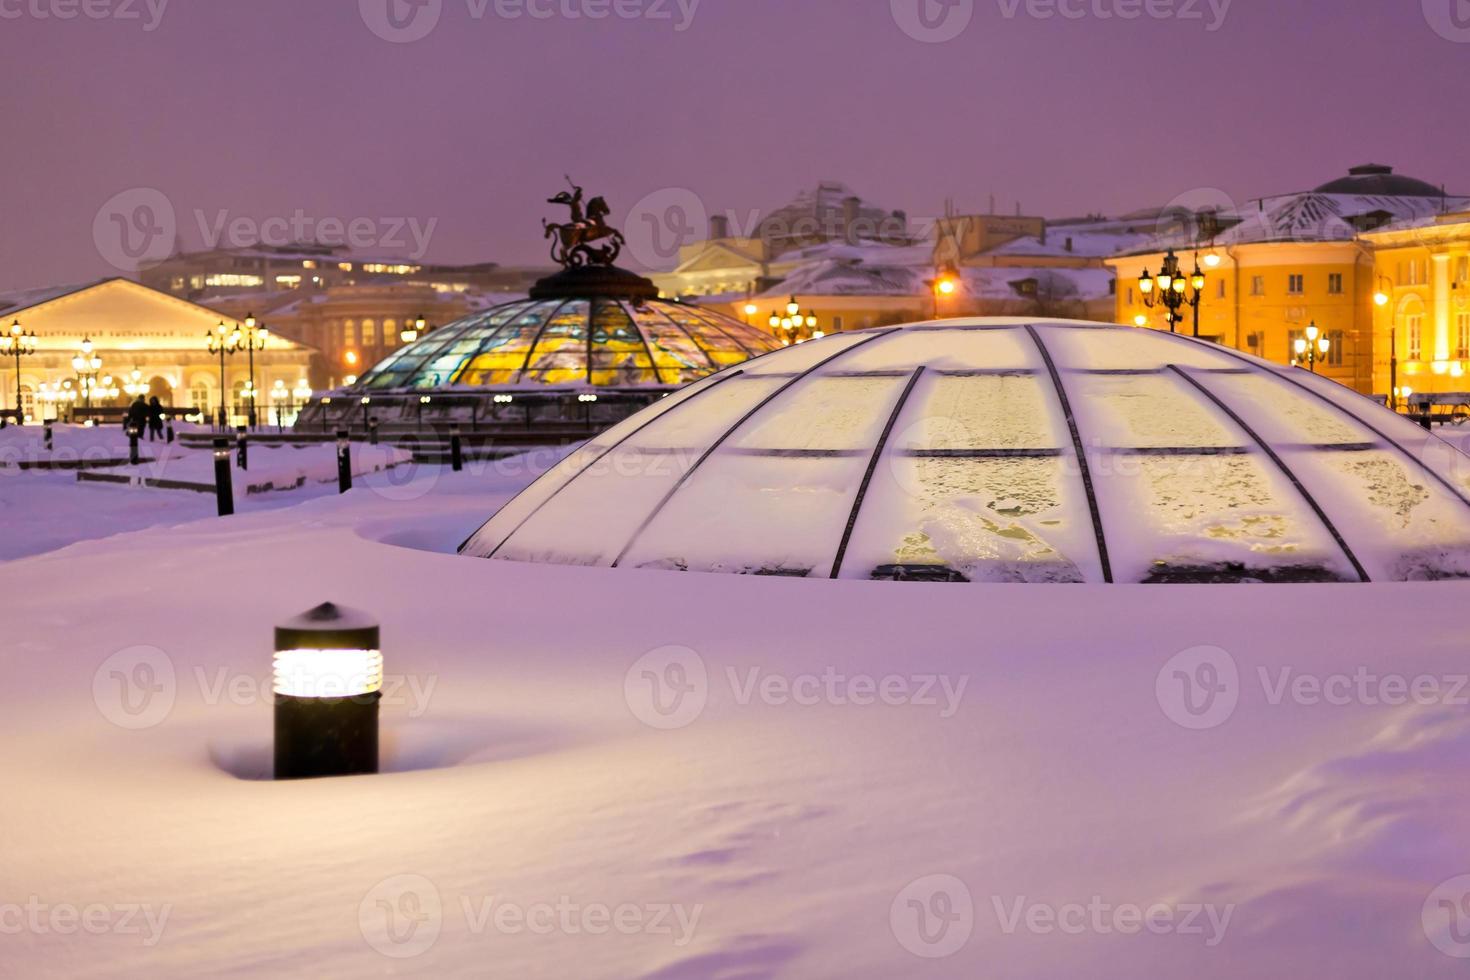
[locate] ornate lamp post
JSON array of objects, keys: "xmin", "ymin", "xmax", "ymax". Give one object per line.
[
  {"xmin": 240, "ymin": 314, "xmax": 269, "ymax": 428},
  {"xmin": 1138, "ymin": 249, "xmax": 1206, "ymax": 335},
  {"xmin": 1, "ymin": 319, "xmax": 37, "ymax": 422},
  {"xmin": 400, "ymin": 315, "xmax": 426, "ymax": 345},
  {"xmin": 206, "ymin": 321, "xmax": 242, "ymax": 430},
  {"xmin": 767, "ymin": 298, "xmax": 821, "ymax": 346},
  {"xmin": 71, "ymin": 338, "xmax": 102, "ymax": 418},
  {"xmin": 1373, "ymin": 276, "xmax": 1398, "ymax": 410},
  {"xmin": 1292, "ymin": 322, "xmax": 1331, "ymax": 373},
  {"xmin": 123, "ymin": 368, "xmax": 147, "ymax": 399}
]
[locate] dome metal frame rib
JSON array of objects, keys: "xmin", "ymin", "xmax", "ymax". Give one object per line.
[{"xmin": 461, "ymin": 319, "xmax": 1470, "ymax": 584}]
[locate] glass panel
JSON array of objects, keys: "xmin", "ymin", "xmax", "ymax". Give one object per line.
[
  {"xmin": 891, "ymin": 373, "xmax": 1060, "ymax": 452},
  {"xmin": 522, "ymin": 301, "xmax": 591, "ymax": 383},
  {"xmin": 495, "ymin": 446, "xmax": 693, "ymax": 566},
  {"xmin": 461, "ymin": 371, "xmax": 735, "ymax": 558},
  {"xmin": 739, "ymin": 332, "xmax": 875, "ymax": 375},
  {"xmin": 835, "ymin": 327, "xmax": 1033, "ymax": 373},
  {"xmin": 1204, "ymin": 372, "xmax": 1376, "ymax": 446},
  {"xmin": 1070, "ymin": 373, "xmax": 1244, "ymax": 450},
  {"xmin": 1089, "ymin": 450, "xmax": 1356, "ymax": 583},
  {"xmin": 656, "ymin": 306, "xmax": 751, "ymax": 354},
  {"xmin": 1043, "ymin": 325, "xmax": 1240, "ymax": 371},
  {"xmin": 625, "ymin": 377, "xmax": 786, "ymax": 450},
  {"xmin": 730, "ymin": 376, "xmax": 904, "ymax": 452},
  {"xmin": 1280, "ymin": 447, "xmax": 1470, "ymax": 580},
  {"xmin": 841, "ymin": 456, "xmax": 1088, "ymax": 582},
  {"xmin": 620, "ymin": 454, "xmax": 870, "ymax": 574}
]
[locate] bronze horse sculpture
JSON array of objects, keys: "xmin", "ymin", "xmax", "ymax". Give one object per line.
[{"xmin": 543, "ymin": 182, "xmax": 625, "ymax": 268}]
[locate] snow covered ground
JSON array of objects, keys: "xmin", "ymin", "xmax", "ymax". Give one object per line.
[{"xmin": 2, "ymin": 441, "xmax": 1470, "ymax": 977}]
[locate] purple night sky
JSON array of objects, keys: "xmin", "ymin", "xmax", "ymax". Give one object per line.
[{"xmin": 1, "ymin": 0, "xmax": 1467, "ymax": 290}]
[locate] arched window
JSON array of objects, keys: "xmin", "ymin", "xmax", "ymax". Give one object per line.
[
  {"xmin": 342, "ymin": 320, "xmax": 356, "ymax": 348},
  {"xmin": 362, "ymin": 319, "xmax": 378, "ymax": 346}
]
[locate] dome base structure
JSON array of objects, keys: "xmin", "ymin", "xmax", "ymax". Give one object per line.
[{"xmin": 460, "ymin": 318, "xmax": 1470, "ymax": 584}]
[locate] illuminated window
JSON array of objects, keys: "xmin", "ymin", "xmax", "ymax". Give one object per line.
[
  {"xmin": 1457, "ymin": 257, "xmax": 1469, "ymax": 283},
  {"xmin": 303, "ymin": 260, "xmax": 318, "ymax": 270},
  {"xmin": 1287, "ymin": 274, "xmax": 1304, "ymax": 295},
  {"xmin": 275, "ymin": 275, "xmax": 302, "ymax": 288},
  {"xmin": 362, "ymin": 319, "xmax": 378, "ymax": 346},
  {"xmin": 1458, "ymin": 313, "xmax": 1470, "ymax": 360},
  {"xmin": 342, "ymin": 321, "xmax": 356, "ymax": 348},
  {"xmin": 1327, "ymin": 273, "xmax": 1343, "ymax": 295},
  {"xmin": 1408, "ymin": 314, "xmax": 1423, "ymax": 360},
  {"xmin": 203, "ymin": 274, "xmax": 264, "ymax": 288},
  {"xmin": 361, "ymin": 263, "xmax": 422, "ymax": 275},
  {"xmin": 1327, "ymin": 330, "xmax": 1344, "ymax": 366},
  {"xmin": 338, "ymin": 262, "xmax": 353, "ymax": 272}
]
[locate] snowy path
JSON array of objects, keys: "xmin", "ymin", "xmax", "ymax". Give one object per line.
[{"xmin": 1, "ymin": 450, "xmax": 1469, "ymax": 977}]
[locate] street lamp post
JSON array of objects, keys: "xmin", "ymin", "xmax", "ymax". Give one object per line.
[
  {"xmin": 1374, "ymin": 277, "xmax": 1397, "ymax": 410},
  {"xmin": 241, "ymin": 314, "xmax": 268, "ymax": 429},
  {"xmin": 71, "ymin": 338, "xmax": 102, "ymax": 420},
  {"xmin": 1292, "ymin": 322, "xmax": 1331, "ymax": 373},
  {"xmin": 400, "ymin": 315, "xmax": 427, "ymax": 345},
  {"xmin": 1138, "ymin": 249, "xmax": 1207, "ymax": 335},
  {"xmin": 1, "ymin": 319, "xmax": 37, "ymax": 423},
  {"xmin": 206, "ymin": 321, "xmax": 243, "ymax": 430},
  {"xmin": 929, "ymin": 270, "xmax": 959, "ymax": 319}
]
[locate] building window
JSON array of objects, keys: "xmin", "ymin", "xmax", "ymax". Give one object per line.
[
  {"xmin": 1126, "ymin": 287, "xmax": 1134, "ymax": 304},
  {"xmin": 1408, "ymin": 314, "xmax": 1423, "ymax": 360},
  {"xmin": 1327, "ymin": 330, "xmax": 1344, "ymax": 366},
  {"xmin": 362, "ymin": 319, "xmax": 378, "ymax": 346},
  {"xmin": 1327, "ymin": 273, "xmax": 1343, "ymax": 294},
  {"xmin": 342, "ymin": 321, "xmax": 356, "ymax": 348},
  {"xmin": 1250, "ymin": 276, "xmax": 1265, "ymax": 296},
  {"xmin": 1108, "ymin": 280, "xmax": 1116, "ymax": 296},
  {"xmin": 1287, "ymin": 274, "xmax": 1304, "ymax": 295},
  {"xmin": 1456, "ymin": 256, "xmax": 1469, "ymax": 283},
  {"xmin": 1216, "ymin": 280, "xmax": 1226, "ymax": 300},
  {"xmin": 1458, "ymin": 313, "xmax": 1470, "ymax": 360}
]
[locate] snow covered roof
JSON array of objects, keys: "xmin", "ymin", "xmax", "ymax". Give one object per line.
[
  {"xmin": 462, "ymin": 318, "xmax": 1470, "ymax": 583},
  {"xmin": 355, "ymin": 296, "xmax": 779, "ymax": 391}
]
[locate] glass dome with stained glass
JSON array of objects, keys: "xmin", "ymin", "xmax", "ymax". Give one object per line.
[
  {"xmin": 461, "ymin": 317, "xmax": 1470, "ymax": 583},
  {"xmin": 354, "ymin": 295, "xmax": 778, "ymax": 392}
]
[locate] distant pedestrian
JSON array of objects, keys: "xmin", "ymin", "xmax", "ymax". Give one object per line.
[
  {"xmin": 126, "ymin": 395, "xmax": 149, "ymax": 437},
  {"xmin": 147, "ymin": 396, "xmax": 165, "ymax": 442}
]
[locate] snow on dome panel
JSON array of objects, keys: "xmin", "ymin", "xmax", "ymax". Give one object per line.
[
  {"xmin": 459, "ymin": 318, "xmax": 1470, "ymax": 583},
  {"xmin": 356, "ymin": 297, "xmax": 779, "ymax": 391}
]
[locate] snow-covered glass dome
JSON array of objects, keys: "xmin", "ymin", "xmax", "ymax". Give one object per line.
[
  {"xmin": 355, "ymin": 298, "xmax": 779, "ymax": 391},
  {"xmin": 460, "ymin": 318, "xmax": 1470, "ymax": 583}
]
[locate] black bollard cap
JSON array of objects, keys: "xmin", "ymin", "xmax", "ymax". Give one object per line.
[{"xmin": 275, "ymin": 602, "xmax": 379, "ymax": 652}]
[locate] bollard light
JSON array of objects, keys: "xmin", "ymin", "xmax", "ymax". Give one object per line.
[
  {"xmin": 273, "ymin": 602, "xmax": 381, "ymax": 780},
  {"xmin": 213, "ymin": 437, "xmax": 235, "ymax": 516}
]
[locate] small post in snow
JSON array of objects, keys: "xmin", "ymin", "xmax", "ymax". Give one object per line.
[
  {"xmin": 236, "ymin": 425, "xmax": 248, "ymax": 471},
  {"xmin": 449, "ymin": 423, "xmax": 464, "ymax": 473},
  {"xmin": 213, "ymin": 437, "xmax": 234, "ymax": 517},
  {"xmin": 336, "ymin": 429, "xmax": 352, "ymax": 493},
  {"xmin": 273, "ymin": 602, "xmax": 381, "ymax": 780},
  {"xmin": 43, "ymin": 419, "xmax": 53, "ymax": 451},
  {"xmin": 127, "ymin": 425, "xmax": 141, "ymax": 465},
  {"xmin": 368, "ymin": 416, "xmax": 379, "ymax": 446}
]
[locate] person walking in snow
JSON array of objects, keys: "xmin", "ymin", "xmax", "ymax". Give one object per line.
[
  {"xmin": 147, "ymin": 397, "xmax": 165, "ymax": 442},
  {"xmin": 125, "ymin": 396, "xmax": 149, "ymax": 438}
]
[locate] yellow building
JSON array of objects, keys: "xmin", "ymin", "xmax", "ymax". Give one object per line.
[
  {"xmin": 1360, "ymin": 210, "xmax": 1470, "ymax": 399},
  {"xmin": 1109, "ymin": 165, "xmax": 1466, "ymax": 399}
]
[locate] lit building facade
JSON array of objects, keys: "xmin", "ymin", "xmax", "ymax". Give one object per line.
[
  {"xmin": 1110, "ymin": 165, "xmax": 1467, "ymax": 398},
  {"xmin": 0, "ymin": 278, "xmax": 313, "ymax": 423}
]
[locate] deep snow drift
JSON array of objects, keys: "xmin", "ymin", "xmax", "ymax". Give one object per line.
[{"xmin": 2, "ymin": 446, "xmax": 1470, "ymax": 977}]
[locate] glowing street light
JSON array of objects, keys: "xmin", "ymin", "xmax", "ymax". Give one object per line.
[
  {"xmin": 401, "ymin": 314, "xmax": 427, "ymax": 345},
  {"xmin": 1292, "ymin": 322, "xmax": 1331, "ymax": 373},
  {"xmin": 273, "ymin": 602, "xmax": 383, "ymax": 780},
  {"xmin": 1, "ymin": 318, "xmax": 37, "ymax": 422},
  {"xmin": 71, "ymin": 338, "xmax": 103, "ymax": 416},
  {"xmin": 1138, "ymin": 249, "xmax": 1206, "ymax": 335}
]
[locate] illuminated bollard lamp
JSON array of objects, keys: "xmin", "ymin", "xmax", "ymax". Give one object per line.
[{"xmin": 273, "ymin": 602, "xmax": 382, "ymax": 780}]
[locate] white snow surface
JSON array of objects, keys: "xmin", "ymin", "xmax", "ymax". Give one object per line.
[{"xmin": 3, "ymin": 445, "xmax": 1470, "ymax": 976}]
